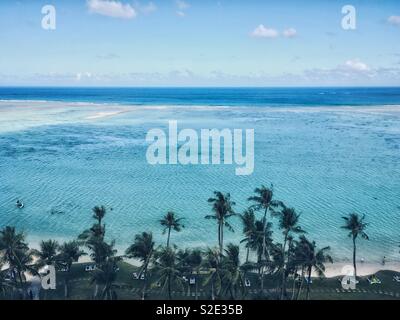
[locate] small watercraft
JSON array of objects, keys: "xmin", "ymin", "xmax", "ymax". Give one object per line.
[{"xmin": 16, "ymin": 200, "xmax": 24, "ymax": 209}]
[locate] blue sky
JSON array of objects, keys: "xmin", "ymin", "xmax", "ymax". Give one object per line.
[{"xmin": 0, "ymin": 0, "xmax": 399, "ymax": 86}]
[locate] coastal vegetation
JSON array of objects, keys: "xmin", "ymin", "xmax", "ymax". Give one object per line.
[{"xmin": 0, "ymin": 185, "xmax": 397, "ymax": 300}]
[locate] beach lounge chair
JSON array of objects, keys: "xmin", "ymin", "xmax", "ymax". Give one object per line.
[
  {"xmin": 133, "ymin": 272, "xmax": 139, "ymax": 279},
  {"xmin": 245, "ymin": 279, "xmax": 251, "ymax": 287},
  {"xmin": 393, "ymin": 275, "xmax": 400, "ymax": 282},
  {"xmin": 367, "ymin": 275, "xmax": 381, "ymax": 284}
]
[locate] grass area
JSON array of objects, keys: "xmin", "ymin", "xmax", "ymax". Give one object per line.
[{"xmin": 42, "ymin": 262, "xmax": 400, "ymax": 300}]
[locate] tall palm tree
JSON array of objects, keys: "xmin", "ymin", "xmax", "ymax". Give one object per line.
[
  {"xmin": 79, "ymin": 205, "xmax": 107, "ymax": 243},
  {"xmin": 91, "ymin": 256, "xmax": 121, "ymax": 300},
  {"xmin": 160, "ymin": 212, "xmax": 185, "ymax": 248},
  {"xmin": 220, "ymin": 244, "xmax": 244, "ymax": 299},
  {"xmin": 58, "ymin": 241, "xmax": 86, "ymax": 298},
  {"xmin": 240, "ymin": 209, "xmax": 256, "ymax": 263},
  {"xmin": 202, "ymin": 247, "xmax": 222, "ymax": 300},
  {"xmin": 92, "ymin": 206, "xmax": 107, "ymax": 225},
  {"xmin": 276, "ymin": 206, "xmax": 304, "ymax": 299},
  {"xmin": 34, "ymin": 240, "xmax": 59, "ymax": 268},
  {"xmin": 241, "ymin": 209, "xmax": 272, "ymax": 292},
  {"xmin": 125, "ymin": 232, "xmax": 155, "ymax": 300},
  {"xmin": 248, "ymin": 185, "xmax": 280, "ymax": 259},
  {"xmin": 12, "ymin": 248, "xmax": 37, "ymax": 297},
  {"xmin": 0, "ymin": 263, "xmax": 13, "ymax": 299},
  {"xmin": 341, "ymin": 213, "xmax": 369, "ymax": 279},
  {"xmin": 205, "ymin": 192, "xmax": 236, "ymax": 255},
  {"xmin": 88, "ymin": 239, "xmax": 119, "ymax": 299},
  {"xmin": 248, "ymin": 185, "xmax": 282, "ymax": 293},
  {"xmin": 296, "ymin": 236, "xmax": 333, "ymax": 300},
  {"xmin": 181, "ymin": 249, "xmax": 202, "ymax": 300},
  {"xmin": 0, "ymin": 226, "xmax": 30, "ymax": 291},
  {"xmin": 153, "ymin": 247, "xmax": 185, "ymax": 300}
]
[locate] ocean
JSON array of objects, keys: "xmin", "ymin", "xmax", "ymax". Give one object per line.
[{"xmin": 0, "ymin": 87, "xmax": 399, "ymax": 264}]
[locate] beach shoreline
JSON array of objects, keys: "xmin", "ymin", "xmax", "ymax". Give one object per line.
[{"xmin": 24, "ymin": 236, "xmax": 400, "ymax": 278}]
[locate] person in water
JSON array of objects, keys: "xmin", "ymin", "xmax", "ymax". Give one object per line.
[{"xmin": 16, "ymin": 200, "xmax": 23, "ymax": 208}]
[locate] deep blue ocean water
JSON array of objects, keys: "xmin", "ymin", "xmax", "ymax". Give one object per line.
[
  {"xmin": 0, "ymin": 87, "xmax": 399, "ymax": 264},
  {"xmin": 1, "ymin": 87, "xmax": 400, "ymax": 106}
]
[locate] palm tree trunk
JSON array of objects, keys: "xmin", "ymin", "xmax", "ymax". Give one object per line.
[
  {"xmin": 306, "ymin": 267, "xmax": 312, "ymax": 300},
  {"xmin": 280, "ymin": 233, "xmax": 288, "ymax": 300},
  {"xmin": 296, "ymin": 268, "xmax": 305, "ymax": 300},
  {"xmin": 353, "ymin": 236, "xmax": 357, "ymax": 279},
  {"xmin": 139, "ymin": 251, "xmax": 152, "ymax": 300},
  {"xmin": 218, "ymin": 224, "xmax": 222, "ymax": 256},
  {"xmin": 167, "ymin": 227, "xmax": 171, "ymax": 248},
  {"xmin": 64, "ymin": 280, "xmax": 68, "ymax": 299},
  {"xmin": 94, "ymin": 284, "xmax": 99, "ymax": 299},
  {"xmin": 211, "ymin": 279, "xmax": 215, "ymax": 300},
  {"xmin": 291, "ymin": 268, "xmax": 297, "ymax": 300},
  {"xmin": 220, "ymin": 221, "xmax": 224, "ymax": 255},
  {"xmin": 142, "ymin": 278, "xmax": 147, "ymax": 300},
  {"xmin": 246, "ymin": 247, "xmax": 250, "ymax": 263},
  {"xmin": 259, "ymin": 207, "xmax": 269, "ymax": 296},
  {"xmin": 262, "ymin": 207, "xmax": 268, "ymax": 259},
  {"xmin": 195, "ymin": 275, "xmax": 198, "ymax": 300},
  {"xmin": 168, "ymin": 275, "xmax": 172, "ymax": 300}
]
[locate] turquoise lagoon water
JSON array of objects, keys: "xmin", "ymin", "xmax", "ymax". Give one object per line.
[{"xmin": 0, "ymin": 88, "xmax": 399, "ymax": 263}]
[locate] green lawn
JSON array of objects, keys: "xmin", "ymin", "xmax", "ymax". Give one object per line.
[{"xmin": 40, "ymin": 262, "xmax": 400, "ymax": 300}]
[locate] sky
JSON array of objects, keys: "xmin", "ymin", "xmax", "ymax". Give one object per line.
[{"xmin": 0, "ymin": 0, "xmax": 399, "ymax": 86}]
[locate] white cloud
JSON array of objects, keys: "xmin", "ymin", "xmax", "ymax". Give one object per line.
[
  {"xmin": 388, "ymin": 15, "xmax": 400, "ymax": 26},
  {"xmin": 251, "ymin": 24, "xmax": 279, "ymax": 38},
  {"xmin": 176, "ymin": 0, "xmax": 189, "ymax": 10},
  {"xmin": 76, "ymin": 72, "xmax": 92, "ymax": 81},
  {"xmin": 136, "ymin": 1, "xmax": 157, "ymax": 14},
  {"xmin": 283, "ymin": 28, "xmax": 297, "ymax": 38},
  {"xmin": 175, "ymin": 0, "xmax": 189, "ymax": 17},
  {"xmin": 344, "ymin": 59, "xmax": 370, "ymax": 72},
  {"xmin": 87, "ymin": 0, "xmax": 136, "ymax": 19}
]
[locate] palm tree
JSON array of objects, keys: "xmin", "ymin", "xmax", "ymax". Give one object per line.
[
  {"xmin": 220, "ymin": 244, "xmax": 244, "ymax": 299},
  {"xmin": 248, "ymin": 185, "xmax": 281, "ymax": 258},
  {"xmin": 248, "ymin": 185, "xmax": 282, "ymax": 293},
  {"xmin": 125, "ymin": 232, "xmax": 155, "ymax": 300},
  {"xmin": 12, "ymin": 248, "xmax": 37, "ymax": 297},
  {"xmin": 92, "ymin": 205, "xmax": 107, "ymax": 225},
  {"xmin": 153, "ymin": 247, "xmax": 185, "ymax": 300},
  {"xmin": 78, "ymin": 205, "xmax": 108, "ymax": 243},
  {"xmin": 91, "ymin": 256, "xmax": 121, "ymax": 300},
  {"xmin": 88, "ymin": 239, "xmax": 119, "ymax": 299},
  {"xmin": 58, "ymin": 241, "xmax": 86, "ymax": 298},
  {"xmin": 205, "ymin": 192, "xmax": 236, "ymax": 255},
  {"xmin": 0, "ymin": 226, "xmax": 30, "ymax": 291},
  {"xmin": 0, "ymin": 263, "xmax": 13, "ymax": 299},
  {"xmin": 241, "ymin": 209, "xmax": 272, "ymax": 292},
  {"xmin": 202, "ymin": 247, "xmax": 222, "ymax": 300},
  {"xmin": 180, "ymin": 249, "xmax": 202, "ymax": 300},
  {"xmin": 240, "ymin": 209, "xmax": 256, "ymax": 263},
  {"xmin": 341, "ymin": 213, "xmax": 369, "ymax": 279},
  {"xmin": 160, "ymin": 212, "xmax": 185, "ymax": 248},
  {"xmin": 296, "ymin": 236, "xmax": 333, "ymax": 300},
  {"xmin": 34, "ymin": 240, "xmax": 59, "ymax": 268},
  {"xmin": 276, "ymin": 206, "xmax": 304, "ymax": 299}
]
